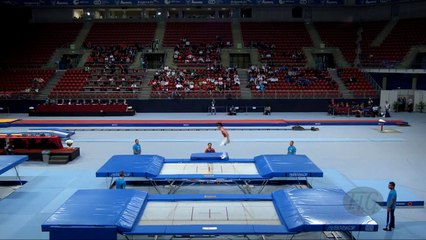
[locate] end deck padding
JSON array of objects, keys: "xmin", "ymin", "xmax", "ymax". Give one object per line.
[
  {"xmin": 255, "ymin": 154, "xmax": 323, "ymax": 177},
  {"xmin": 96, "ymin": 155, "xmax": 165, "ymax": 178},
  {"xmin": 273, "ymin": 188, "xmax": 378, "ymax": 232},
  {"xmin": 42, "ymin": 189, "xmax": 148, "ymax": 232}
]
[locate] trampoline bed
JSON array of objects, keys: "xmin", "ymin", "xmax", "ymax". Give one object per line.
[
  {"xmin": 41, "ymin": 188, "xmax": 378, "ymax": 240},
  {"xmin": 96, "ymin": 153, "xmax": 323, "ymax": 193}
]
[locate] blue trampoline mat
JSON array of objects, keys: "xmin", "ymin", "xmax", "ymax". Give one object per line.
[
  {"xmin": 96, "ymin": 153, "xmax": 324, "ymax": 179},
  {"xmin": 42, "ymin": 188, "xmax": 378, "ymax": 239}
]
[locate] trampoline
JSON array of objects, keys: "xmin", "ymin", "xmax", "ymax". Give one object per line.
[
  {"xmin": 0, "ymin": 155, "xmax": 28, "ymax": 185},
  {"xmin": 41, "ymin": 188, "xmax": 378, "ymax": 240},
  {"xmin": 96, "ymin": 153, "xmax": 323, "ymax": 193}
]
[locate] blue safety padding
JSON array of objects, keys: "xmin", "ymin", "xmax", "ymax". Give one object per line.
[
  {"xmin": 96, "ymin": 154, "xmax": 323, "ymax": 180},
  {"xmin": 254, "ymin": 154, "xmax": 323, "ymax": 178},
  {"xmin": 0, "ymin": 155, "xmax": 28, "ymax": 175},
  {"xmin": 117, "ymin": 191, "xmax": 148, "ymax": 232},
  {"xmin": 44, "ymin": 189, "xmax": 378, "ymax": 237},
  {"xmin": 42, "ymin": 189, "xmax": 148, "ymax": 233},
  {"xmin": 273, "ymin": 188, "xmax": 378, "ymax": 232},
  {"xmin": 190, "ymin": 152, "xmax": 229, "ymax": 160},
  {"xmin": 96, "ymin": 155, "xmax": 164, "ymax": 178}
]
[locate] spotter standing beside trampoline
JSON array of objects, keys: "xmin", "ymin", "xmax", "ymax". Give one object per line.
[
  {"xmin": 217, "ymin": 122, "xmax": 230, "ymax": 146},
  {"xmin": 384, "ymin": 181, "xmax": 397, "ymax": 231},
  {"xmin": 115, "ymin": 171, "xmax": 126, "ymax": 189},
  {"xmin": 288, "ymin": 141, "xmax": 296, "ymax": 155},
  {"xmin": 133, "ymin": 139, "xmax": 141, "ymax": 155},
  {"xmin": 205, "ymin": 142, "xmax": 216, "ymax": 153}
]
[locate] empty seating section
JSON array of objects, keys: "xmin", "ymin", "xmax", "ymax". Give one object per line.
[
  {"xmin": 84, "ymin": 22, "xmax": 157, "ymax": 46},
  {"xmin": 315, "ymin": 22, "xmax": 359, "ymax": 64},
  {"xmin": 50, "ymin": 69, "xmax": 90, "ymax": 99},
  {"xmin": 0, "ymin": 69, "xmax": 54, "ymax": 99},
  {"xmin": 240, "ymin": 22, "xmax": 312, "ymax": 67},
  {"xmin": 149, "ymin": 67, "xmax": 240, "ymax": 99},
  {"xmin": 361, "ymin": 18, "xmax": 426, "ymax": 67},
  {"xmin": 163, "ymin": 22, "xmax": 232, "ymax": 46},
  {"xmin": 248, "ymin": 66, "xmax": 339, "ymax": 99},
  {"xmin": 337, "ymin": 68, "xmax": 378, "ymax": 98},
  {"xmin": 164, "ymin": 22, "xmax": 232, "ymax": 67},
  {"xmin": 1, "ymin": 23, "xmax": 82, "ymax": 68},
  {"xmin": 359, "ymin": 21, "xmax": 387, "ymax": 67}
]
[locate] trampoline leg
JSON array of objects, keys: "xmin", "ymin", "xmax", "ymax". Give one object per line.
[
  {"xmin": 169, "ymin": 181, "xmax": 185, "ymax": 194},
  {"xmin": 257, "ymin": 180, "xmax": 269, "ymax": 194},
  {"xmin": 151, "ymin": 181, "xmax": 162, "ymax": 194},
  {"xmin": 108, "ymin": 177, "xmax": 114, "ymax": 189},
  {"xmin": 13, "ymin": 167, "xmax": 22, "ymax": 185}
]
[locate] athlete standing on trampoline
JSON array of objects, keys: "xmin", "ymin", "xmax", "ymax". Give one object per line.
[{"xmin": 217, "ymin": 122, "xmax": 230, "ymax": 146}]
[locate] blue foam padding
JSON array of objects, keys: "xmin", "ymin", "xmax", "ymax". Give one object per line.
[
  {"xmin": 254, "ymin": 154, "xmax": 323, "ymax": 178},
  {"xmin": 41, "ymin": 189, "xmax": 148, "ymax": 233},
  {"xmin": 190, "ymin": 152, "xmax": 229, "ymax": 160},
  {"xmin": 96, "ymin": 155, "xmax": 165, "ymax": 178},
  {"xmin": 273, "ymin": 188, "xmax": 378, "ymax": 232},
  {"xmin": 43, "ymin": 189, "xmax": 378, "ymax": 237},
  {"xmin": 97, "ymin": 154, "xmax": 323, "ymax": 180},
  {"xmin": 0, "ymin": 155, "xmax": 28, "ymax": 175}
]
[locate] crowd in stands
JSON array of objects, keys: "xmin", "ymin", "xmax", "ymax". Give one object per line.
[
  {"xmin": 85, "ymin": 45, "xmax": 139, "ymax": 68},
  {"xmin": 247, "ymin": 64, "xmax": 337, "ymax": 93},
  {"xmin": 173, "ymin": 37, "xmax": 232, "ymax": 66},
  {"xmin": 149, "ymin": 65, "xmax": 240, "ymax": 99},
  {"xmin": 83, "ymin": 67, "xmax": 144, "ymax": 93}
]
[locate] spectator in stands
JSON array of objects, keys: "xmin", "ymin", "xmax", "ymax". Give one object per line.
[
  {"xmin": 115, "ymin": 171, "xmax": 126, "ymax": 189},
  {"xmin": 287, "ymin": 141, "xmax": 296, "ymax": 155},
  {"xmin": 205, "ymin": 143, "xmax": 216, "ymax": 153},
  {"xmin": 4, "ymin": 138, "xmax": 14, "ymax": 155},
  {"xmin": 133, "ymin": 139, "xmax": 141, "ymax": 155}
]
